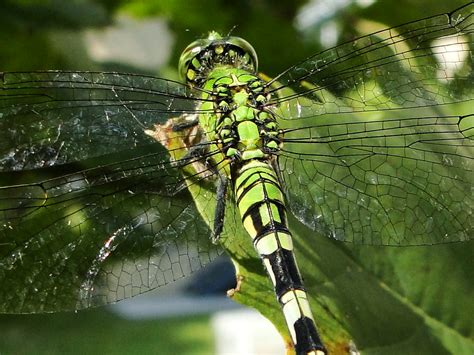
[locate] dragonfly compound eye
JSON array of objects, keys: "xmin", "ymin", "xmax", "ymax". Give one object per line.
[{"xmin": 179, "ymin": 31, "xmax": 258, "ymax": 87}]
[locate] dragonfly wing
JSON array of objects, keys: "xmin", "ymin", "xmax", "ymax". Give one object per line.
[
  {"xmin": 268, "ymin": 4, "xmax": 472, "ymax": 116},
  {"xmin": 0, "ymin": 71, "xmax": 200, "ymax": 169},
  {"xmin": 0, "ymin": 72, "xmax": 222, "ymax": 313},
  {"xmin": 270, "ymin": 4, "xmax": 473, "ymax": 245}
]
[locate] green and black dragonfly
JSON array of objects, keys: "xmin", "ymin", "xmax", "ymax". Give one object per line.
[{"xmin": 0, "ymin": 3, "xmax": 473, "ymax": 354}]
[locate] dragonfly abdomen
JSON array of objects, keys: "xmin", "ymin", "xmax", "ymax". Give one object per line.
[{"xmin": 234, "ymin": 159, "xmax": 326, "ymax": 355}]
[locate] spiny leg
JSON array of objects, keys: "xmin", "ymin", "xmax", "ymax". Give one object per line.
[
  {"xmin": 172, "ymin": 142, "xmax": 209, "ymax": 168},
  {"xmin": 171, "ymin": 118, "xmax": 230, "ymax": 243},
  {"xmin": 172, "ymin": 115, "xmax": 199, "ymax": 131},
  {"xmin": 212, "ymin": 174, "xmax": 229, "ymax": 243}
]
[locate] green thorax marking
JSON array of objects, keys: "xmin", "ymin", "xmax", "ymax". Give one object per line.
[
  {"xmin": 178, "ymin": 32, "xmax": 281, "ymax": 177},
  {"xmin": 198, "ymin": 66, "xmax": 280, "ymax": 176}
]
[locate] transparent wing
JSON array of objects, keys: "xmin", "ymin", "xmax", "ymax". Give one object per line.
[
  {"xmin": 269, "ymin": 4, "xmax": 473, "ymax": 245},
  {"xmin": 268, "ymin": 4, "xmax": 472, "ymax": 116},
  {"xmin": 0, "ymin": 71, "xmax": 222, "ymax": 313},
  {"xmin": 0, "ymin": 71, "xmax": 205, "ymax": 170}
]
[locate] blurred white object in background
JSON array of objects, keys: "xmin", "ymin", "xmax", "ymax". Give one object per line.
[
  {"xmin": 212, "ymin": 309, "xmax": 286, "ymax": 355},
  {"xmin": 84, "ymin": 16, "xmax": 173, "ymax": 71}
]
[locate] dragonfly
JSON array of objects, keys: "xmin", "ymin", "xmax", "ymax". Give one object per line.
[{"xmin": 1, "ymin": 3, "xmax": 473, "ymax": 354}]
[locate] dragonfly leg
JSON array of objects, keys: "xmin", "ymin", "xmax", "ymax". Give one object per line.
[
  {"xmin": 212, "ymin": 174, "xmax": 229, "ymax": 243},
  {"xmin": 172, "ymin": 142, "xmax": 209, "ymax": 168},
  {"xmin": 172, "ymin": 114, "xmax": 199, "ymax": 131}
]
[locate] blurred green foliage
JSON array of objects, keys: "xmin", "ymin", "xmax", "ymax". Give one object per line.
[
  {"xmin": 0, "ymin": 310, "xmax": 212, "ymax": 355},
  {"xmin": 1, "ymin": 0, "xmax": 467, "ymax": 73}
]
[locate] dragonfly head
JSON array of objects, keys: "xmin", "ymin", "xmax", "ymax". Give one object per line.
[{"xmin": 179, "ymin": 31, "xmax": 258, "ymax": 87}]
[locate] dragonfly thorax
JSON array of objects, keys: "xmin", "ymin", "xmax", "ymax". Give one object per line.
[{"xmin": 199, "ymin": 68, "xmax": 281, "ymax": 166}]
